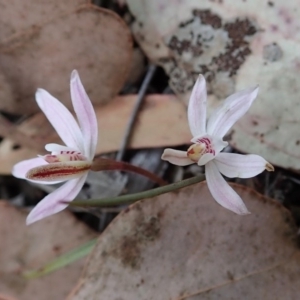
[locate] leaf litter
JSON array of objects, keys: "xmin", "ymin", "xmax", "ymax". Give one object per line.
[
  {"xmin": 68, "ymin": 183, "xmax": 300, "ymax": 300},
  {"xmin": 0, "ymin": 2, "xmax": 132, "ymax": 113},
  {"xmin": 2, "ymin": 0, "xmax": 300, "ymax": 299},
  {"xmin": 0, "ymin": 201, "xmax": 97, "ymax": 300}
]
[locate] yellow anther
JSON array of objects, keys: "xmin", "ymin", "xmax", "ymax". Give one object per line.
[{"xmin": 187, "ymin": 144, "xmax": 205, "ymax": 162}]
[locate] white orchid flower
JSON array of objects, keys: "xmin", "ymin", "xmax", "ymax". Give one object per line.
[
  {"xmin": 162, "ymin": 75, "xmax": 274, "ymax": 215},
  {"xmin": 12, "ymin": 70, "xmax": 98, "ymax": 224}
]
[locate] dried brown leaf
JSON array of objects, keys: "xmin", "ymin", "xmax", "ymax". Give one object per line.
[
  {"xmin": 0, "ymin": 0, "xmax": 86, "ymax": 39},
  {"xmin": 68, "ymin": 183, "xmax": 299, "ymax": 300},
  {"xmin": 0, "ymin": 4, "xmax": 132, "ymax": 113},
  {"xmin": 0, "ymin": 201, "xmax": 97, "ymax": 300}
]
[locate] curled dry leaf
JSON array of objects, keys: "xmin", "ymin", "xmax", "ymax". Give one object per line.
[
  {"xmin": 68, "ymin": 183, "xmax": 299, "ymax": 300},
  {"xmin": 127, "ymin": 0, "xmax": 300, "ymax": 170},
  {"xmin": 0, "ymin": 3, "xmax": 132, "ymax": 113},
  {"xmin": 0, "ymin": 201, "xmax": 97, "ymax": 300},
  {"xmin": 1, "ymin": 95, "xmax": 190, "ymax": 174},
  {"xmin": 0, "ymin": 0, "xmax": 86, "ymax": 36}
]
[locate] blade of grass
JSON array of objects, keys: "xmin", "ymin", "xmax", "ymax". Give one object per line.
[{"xmin": 23, "ymin": 238, "xmax": 97, "ymax": 279}]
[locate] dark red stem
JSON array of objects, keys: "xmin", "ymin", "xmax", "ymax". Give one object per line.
[{"xmin": 91, "ymin": 158, "xmax": 167, "ymax": 186}]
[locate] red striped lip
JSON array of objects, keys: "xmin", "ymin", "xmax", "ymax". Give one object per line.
[{"xmin": 26, "ymin": 161, "xmax": 91, "ymax": 182}]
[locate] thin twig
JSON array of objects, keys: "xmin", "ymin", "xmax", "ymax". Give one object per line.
[
  {"xmin": 91, "ymin": 157, "xmax": 167, "ymax": 186},
  {"xmin": 116, "ymin": 64, "xmax": 156, "ymax": 161}
]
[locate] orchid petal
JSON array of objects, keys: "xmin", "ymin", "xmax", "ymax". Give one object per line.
[
  {"xmin": 188, "ymin": 75, "xmax": 207, "ymax": 137},
  {"xmin": 197, "ymin": 153, "xmax": 215, "ymax": 166},
  {"xmin": 45, "ymin": 143, "xmax": 79, "ymax": 153},
  {"xmin": 212, "ymin": 139, "xmax": 228, "ymax": 155},
  {"xmin": 205, "ymin": 161, "xmax": 250, "ymax": 215},
  {"xmin": 161, "ymin": 149, "xmax": 194, "ymax": 166},
  {"xmin": 12, "ymin": 157, "xmax": 64, "ymax": 185},
  {"xmin": 26, "ymin": 161, "xmax": 91, "ymax": 182},
  {"xmin": 214, "ymin": 153, "xmax": 273, "ymax": 178},
  {"xmin": 207, "ymin": 86, "xmax": 259, "ymax": 138},
  {"xmin": 26, "ymin": 174, "xmax": 87, "ymax": 224},
  {"xmin": 70, "ymin": 70, "xmax": 98, "ymax": 160},
  {"xmin": 36, "ymin": 89, "xmax": 84, "ymax": 152},
  {"xmin": 12, "ymin": 157, "xmax": 47, "ymax": 179}
]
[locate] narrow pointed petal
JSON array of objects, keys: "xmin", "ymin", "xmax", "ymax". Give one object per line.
[
  {"xmin": 26, "ymin": 161, "xmax": 91, "ymax": 182},
  {"xmin": 207, "ymin": 86, "xmax": 259, "ymax": 138},
  {"xmin": 26, "ymin": 174, "xmax": 87, "ymax": 224},
  {"xmin": 36, "ymin": 89, "xmax": 84, "ymax": 152},
  {"xmin": 12, "ymin": 157, "xmax": 47, "ymax": 179},
  {"xmin": 205, "ymin": 161, "xmax": 250, "ymax": 215},
  {"xmin": 214, "ymin": 153, "xmax": 273, "ymax": 178},
  {"xmin": 197, "ymin": 153, "xmax": 215, "ymax": 166},
  {"xmin": 188, "ymin": 75, "xmax": 207, "ymax": 137},
  {"xmin": 45, "ymin": 143, "xmax": 79, "ymax": 153},
  {"xmin": 211, "ymin": 138, "xmax": 228, "ymax": 154},
  {"xmin": 70, "ymin": 70, "xmax": 98, "ymax": 160},
  {"xmin": 161, "ymin": 149, "xmax": 194, "ymax": 166},
  {"xmin": 12, "ymin": 158, "xmax": 64, "ymax": 185}
]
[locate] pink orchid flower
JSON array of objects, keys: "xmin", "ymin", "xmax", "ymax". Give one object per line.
[
  {"xmin": 162, "ymin": 75, "xmax": 274, "ymax": 215},
  {"xmin": 12, "ymin": 70, "xmax": 98, "ymax": 224}
]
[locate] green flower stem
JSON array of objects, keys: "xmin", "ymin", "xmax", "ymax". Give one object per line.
[{"xmin": 68, "ymin": 175, "xmax": 205, "ymax": 207}]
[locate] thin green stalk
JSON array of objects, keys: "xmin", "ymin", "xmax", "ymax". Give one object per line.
[
  {"xmin": 23, "ymin": 239, "xmax": 97, "ymax": 279},
  {"xmin": 68, "ymin": 175, "xmax": 205, "ymax": 207}
]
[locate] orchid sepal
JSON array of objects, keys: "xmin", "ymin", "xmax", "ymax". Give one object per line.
[
  {"xmin": 26, "ymin": 175, "xmax": 88, "ymax": 225},
  {"xmin": 214, "ymin": 153, "xmax": 274, "ymax": 178},
  {"xmin": 206, "ymin": 161, "xmax": 251, "ymax": 215},
  {"xmin": 206, "ymin": 85, "xmax": 259, "ymax": 139},
  {"xmin": 161, "ymin": 149, "xmax": 194, "ymax": 166},
  {"xmin": 188, "ymin": 74, "xmax": 207, "ymax": 137}
]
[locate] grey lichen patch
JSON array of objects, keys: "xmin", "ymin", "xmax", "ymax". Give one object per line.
[
  {"xmin": 164, "ymin": 9, "xmax": 258, "ymax": 96},
  {"xmin": 211, "ymin": 72, "xmax": 235, "ymax": 99},
  {"xmin": 167, "ymin": 12, "xmax": 229, "ymax": 73},
  {"xmin": 111, "ymin": 213, "xmax": 161, "ymax": 270},
  {"xmin": 193, "ymin": 10, "xmax": 222, "ymax": 28},
  {"xmin": 263, "ymin": 42, "xmax": 283, "ymax": 62}
]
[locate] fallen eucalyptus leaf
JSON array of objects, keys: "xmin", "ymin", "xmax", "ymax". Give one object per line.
[
  {"xmin": 68, "ymin": 182, "xmax": 299, "ymax": 300},
  {"xmin": 0, "ymin": 4, "xmax": 132, "ymax": 113},
  {"xmin": 0, "ymin": 201, "xmax": 97, "ymax": 300}
]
